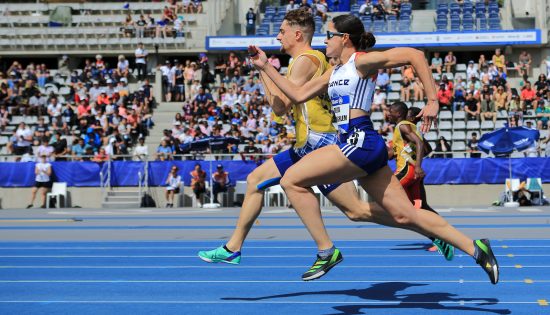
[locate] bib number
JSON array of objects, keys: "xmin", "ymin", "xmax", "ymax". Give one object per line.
[
  {"xmin": 347, "ymin": 130, "xmax": 365, "ymax": 148},
  {"xmin": 331, "ymin": 95, "xmax": 350, "ymax": 133}
]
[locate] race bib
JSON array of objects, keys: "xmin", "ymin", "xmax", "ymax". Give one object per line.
[{"xmin": 331, "ymin": 95, "xmax": 350, "ymax": 133}]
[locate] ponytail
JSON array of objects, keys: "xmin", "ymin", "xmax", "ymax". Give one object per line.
[{"xmin": 358, "ymin": 32, "xmax": 376, "ymax": 51}]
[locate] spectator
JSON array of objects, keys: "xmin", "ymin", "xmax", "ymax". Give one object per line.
[
  {"xmin": 36, "ymin": 137, "xmax": 54, "ymax": 160},
  {"xmin": 434, "ymin": 136, "xmax": 452, "ymax": 158},
  {"xmin": 135, "ymin": 14, "xmax": 147, "ymax": 38},
  {"xmin": 437, "ymin": 82, "xmax": 452, "ymax": 110},
  {"xmin": 467, "ymin": 132, "xmax": 482, "ymax": 158},
  {"xmin": 190, "ymin": 163, "xmax": 206, "ymax": 207},
  {"xmin": 492, "ymin": 48, "xmax": 506, "ymax": 74},
  {"xmin": 466, "ymin": 60, "xmax": 479, "ymax": 80},
  {"xmin": 492, "ymin": 85, "xmax": 508, "ymax": 111},
  {"xmin": 430, "ymin": 52, "xmax": 442, "ymax": 74},
  {"xmin": 160, "ymin": 60, "xmax": 173, "ymax": 101},
  {"xmin": 173, "ymin": 60, "xmax": 185, "ymax": 102},
  {"xmin": 464, "ymin": 92, "xmax": 480, "ymax": 121},
  {"xmin": 444, "ymin": 51, "xmax": 456, "ymax": 73},
  {"xmin": 212, "ymin": 164, "xmax": 229, "ymax": 204},
  {"xmin": 375, "ymin": 69, "xmax": 390, "ymax": 91},
  {"xmin": 58, "ymin": 55, "xmax": 70, "ymax": 76},
  {"xmin": 15, "ymin": 122, "xmax": 33, "ymax": 156},
  {"xmin": 132, "ymin": 137, "xmax": 148, "ymax": 161},
  {"xmin": 534, "ymin": 74, "xmax": 548, "ymax": 100},
  {"xmin": 116, "ymin": 55, "xmax": 130, "ymax": 79},
  {"xmin": 371, "ymin": 86, "xmax": 386, "ymax": 112},
  {"xmin": 93, "ymin": 147, "xmax": 109, "ymax": 162},
  {"xmin": 508, "ymin": 94, "xmax": 522, "ymax": 114},
  {"xmin": 193, "ymin": 0, "xmax": 203, "ymax": 14},
  {"xmin": 245, "ymin": 8, "xmax": 256, "ymax": 35},
  {"xmin": 299, "ymin": 0, "xmax": 312, "ymax": 13},
  {"xmin": 535, "ymin": 101, "xmax": 550, "ymax": 130},
  {"xmin": 478, "ymin": 54, "xmax": 487, "ymax": 69},
  {"xmin": 521, "ymin": 81, "xmax": 536, "ymax": 110},
  {"xmin": 359, "ymin": 0, "xmax": 373, "ymax": 15},
  {"xmin": 412, "ymin": 77, "xmax": 424, "ymax": 102},
  {"xmin": 71, "ymin": 138, "xmax": 85, "ymax": 161},
  {"xmin": 516, "ymin": 50, "xmax": 532, "ymax": 79},
  {"xmin": 165, "ymin": 165, "xmax": 182, "ymax": 208},
  {"xmin": 400, "ymin": 77, "xmax": 412, "ymax": 102},
  {"xmin": 156, "ymin": 139, "xmax": 173, "ymax": 161},
  {"xmin": 0, "ymin": 105, "xmax": 9, "ymax": 131},
  {"xmin": 122, "ymin": 13, "xmax": 135, "ymax": 37},
  {"xmin": 286, "ymin": 0, "xmax": 300, "ymax": 11},
  {"xmin": 312, "ymin": 0, "xmax": 328, "ymax": 22},
  {"xmin": 373, "ymin": 0, "xmax": 387, "ymax": 20},
  {"xmin": 26, "ymin": 154, "xmax": 52, "ymax": 209},
  {"xmin": 480, "ymin": 92, "xmax": 497, "ymax": 123}
]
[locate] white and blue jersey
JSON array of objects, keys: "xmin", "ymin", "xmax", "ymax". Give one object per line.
[{"xmin": 328, "ymin": 52, "xmax": 388, "ymax": 174}]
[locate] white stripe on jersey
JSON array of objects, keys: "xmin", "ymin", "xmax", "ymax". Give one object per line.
[{"xmin": 328, "ymin": 52, "xmax": 376, "ymax": 112}]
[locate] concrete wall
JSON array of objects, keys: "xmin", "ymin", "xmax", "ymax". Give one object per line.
[{"xmin": 1, "ymin": 184, "xmax": 548, "ymax": 210}]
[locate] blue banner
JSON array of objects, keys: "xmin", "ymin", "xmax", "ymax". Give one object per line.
[{"xmin": 0, "ymin": 158, "xmax": 549, "ymax": 187}]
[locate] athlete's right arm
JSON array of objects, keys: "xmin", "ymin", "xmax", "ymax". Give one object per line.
[
  {"xmin": 250, "ymin": 46, "xmax": 330, "ymax": 105},
  {"xmin": 260, "ymin": 57, "xmax": 319, "ymax": 115}
]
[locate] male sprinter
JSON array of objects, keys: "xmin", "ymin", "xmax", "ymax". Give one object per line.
[
  {"xmin": 387, "ymin": 101, "xmax": 454, "ymax": 259},
  {"xmin": 198, "ymin": 9, "xmax": 452, "ymax": 281}
]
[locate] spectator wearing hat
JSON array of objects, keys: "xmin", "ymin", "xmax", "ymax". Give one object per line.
[
  {"xmin": 466, "ymin": 60, "xmax": 479, "ymax": 80},
  {"xmin": 212, "ymin": 164, "xmax": 230, "ymax": 204},
  {"xmin": 371, "ymin": 86, "xmax": 386, "ymax": 112},
  {"xmin": 27, "ymin": 154, "xmax": 52, "ymax": 209},
  {"xmin": 165, "ymin": 165, "xmax": 182, "ymax": 208},
  {"xmin": 160, "ymin": 60, "xmax": 173, "ymax": 102}
]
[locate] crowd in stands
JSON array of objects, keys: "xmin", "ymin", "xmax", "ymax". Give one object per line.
[
  {"xmin": 120, "ymin": 0, "xmax": 205, "ymax": 39},
  {"xmin": 0, "ymin": 51, "xmax": 156, "ymax": 162}
]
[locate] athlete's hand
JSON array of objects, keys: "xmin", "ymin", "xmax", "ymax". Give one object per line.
[
  {"xmin": 415, "ymin": 165, "xmax": 425, "ymax": 180},
  {"xmin": 417, "ymin": 99, "xmax": 439, "ymax": 133},
  {"xmin": 248, "ymin": 45, "xmax": 268, "ymax": 70}
]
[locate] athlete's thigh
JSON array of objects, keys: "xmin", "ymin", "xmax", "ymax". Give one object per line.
[
  {"xmin": 248, "ymin": 157, "xmax": 282, "ymax": 185},
  {"xmin": 283, "ymin": 145, "xmax": 367, "ymax": 188},
  {"xmin": 358, "ymin": 165, "xmax": 414, "ymax": 218}
]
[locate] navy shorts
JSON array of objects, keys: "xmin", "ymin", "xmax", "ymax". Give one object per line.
[
  {"xmin": 338, "ymin": 116, "xmax": 388, "ymax": 174},
  {"xmin": 272, "ymin": 131, "xmax": 340, "ymax": 196}
]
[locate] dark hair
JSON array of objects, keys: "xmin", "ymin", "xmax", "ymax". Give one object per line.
[
  {"xmin": 283, "ymin": 7, "xmax": 315, "ymax": 40},
  {"xmin": 332, "ymin": 14, "xmax": 376, "ymax": 51},
  {"xmin": 408, "ymin": 106, "xmax": 421, "ymax": 118},
  {"xmin": 390, "ymin": 101, "xmax": 408, "ymax": 119}
]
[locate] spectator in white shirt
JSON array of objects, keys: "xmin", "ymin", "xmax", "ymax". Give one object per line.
[
  {"xmin": 165, "ymin": 165, "xmax": 182, "ymax": 207},
  {"xmin": 27, "ymin": 154, "xmax": 52, "ymax": 209},
  {"xmin": 371, "ymin": 86, "xmax": 387, "ymax": 112},
  {"xmin": 15, "ymin": 122, "xmax": 33, "ymax": 155},
  {"xmin": 116, "ymin": 55, "xmax": 130, "ymax": 78}
]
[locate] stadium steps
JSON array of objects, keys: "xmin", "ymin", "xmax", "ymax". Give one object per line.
[
  {"xmin": 102, "ymin": 190, "xmax": 142, "ymax": 209},
  {"xmin": 146, "ymin": 102, "xmax": 182, "ymax": 157}
]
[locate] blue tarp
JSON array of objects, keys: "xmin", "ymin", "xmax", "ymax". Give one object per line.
[{"xmin": 0, "ymin": 158, "xmax": 549, "ymax": 187}]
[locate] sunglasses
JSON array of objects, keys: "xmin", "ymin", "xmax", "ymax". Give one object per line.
[{"xmin": 326, "ymin": 30, "xmax": 346, "ymax": 39}]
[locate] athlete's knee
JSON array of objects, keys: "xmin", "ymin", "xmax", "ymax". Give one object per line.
[
  {"xmin": 392, "ymin": 211, "xmax": 414, "ymax": 225},
  {"xmin": 246, "ymin": 170, "xmax": 262, "ymax": 190},
  {"xmin": 345, "ymin": 203, "xmax": 374, "ymax": 222}
]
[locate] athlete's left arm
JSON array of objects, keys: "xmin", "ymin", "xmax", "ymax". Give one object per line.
[
  {"xmin": 355, "ymin": 48, "xmax": 439, "ymax": 133},
  {"xmin": 400, "ymin": 124, "xmax": 425, "ymax": 179}
]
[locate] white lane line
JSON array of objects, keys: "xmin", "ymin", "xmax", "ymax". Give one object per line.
[
  {"xmin": 0, "ymin": 265, "xmax": 547, "ymax": 269},
  {"xmin": 0, "ymin": 254, "xmax": 547, "ymax": 258},
  {"xmin": 0, "ymin": 300, "xmax": 541, "ymax": 304},
  {"xmin": 0, "ymin": 280, "xmax": 546, "ymax": 283}
]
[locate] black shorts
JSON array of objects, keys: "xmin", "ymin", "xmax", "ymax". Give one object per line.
[
  {"xmin": 35, "ymin": 181, "xmax": 52, "ymax": 188},
  {"xmin": 14, "ymin": 146, "xmax": 31, "ymax": 156}
]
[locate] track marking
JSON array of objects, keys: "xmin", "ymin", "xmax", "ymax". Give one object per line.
[
  {"xmin": 538, "ymin": 299, "xmax": 548, "ymax": 306},
  {"xmin": 525, "ymin": 279, "xmax": 534, "ymax": 284},
  {"xmin": 515, "ymin": 265, "xmax": 523, "ymax": 268},
  {"xmin": 1, "ymin": 265, "xmax": 546, "ymax": 269},
  {"xmin": 0, "ymin": 300, "xmax": 542, "ymax": 305},
  {"xmin": 0, "ymin": 280, "xmax": 548, "ymax": 283}
]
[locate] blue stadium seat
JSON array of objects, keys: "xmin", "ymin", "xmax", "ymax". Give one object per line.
[
  {"xmin": 397, "ymin": 20, "xmax": 410, "ymax": 32},
  {"xmin": 363, "ymin": 20, "xmax": 372, "ymax": 31},
  {"xmin": 437, "ymin": 14, "xmax": 447, "ymax": 22},
  {"xmin": 478, "ymin": 18, "xmax": 488, "ymax": 30},
  {"xmin": 387, "ymin": 19, "xmax": 397, "ymax": 32},
  {"xmin": 400, "ymin": 15, "xmax": 411, "ymax": 22},
  {"xmin": 360, "ymin": 15, "xmax": 371, "ymax": 23},
  {"xmin": 488, "ymin": 12, "xmax": 499, "ymax": 19},
  {"xmin": 488, "ymin": 4, "xmax": 499, "ymax": 14},
  {"xmin": 462, "ymin": 8, "xmax": 473, "ymax": 16},
  {"xmin": 475, "ymin": 4, "xmax": 486, "ymax": 16},
  {"xmin": 436, "ymin": 20, "xmax": 447, "ymax": 32},
  {"xmin": 462, "ymin": 23, "xmax": 474, "ymax": 32},
  {"xmin": 351, "ymin": 4, "xmax": 360, "ymax": 12},
  {"xmin": 437, "ymin": 3, "xmax": 448, "ymax": 15},
  {"xmin": 373, "ymin": 20, "xmax": 386, "ymax": 33},
  {"xmin": 401, "ymin": 3, "xmax": 412, "ymax": 11},
  {"xmin": 450, "ymin": 3, "xmax": 461, "ymax": 15}
]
